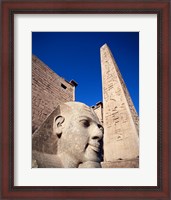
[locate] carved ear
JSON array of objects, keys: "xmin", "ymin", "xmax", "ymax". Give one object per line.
[{"xmin": 53, "ymin": 116, "xmax": 65, "ymax": 137}]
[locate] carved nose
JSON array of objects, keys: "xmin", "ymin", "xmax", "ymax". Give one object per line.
[{"xmin": 91, "ymin": 125, "xmax": 103, "ymax": 141}]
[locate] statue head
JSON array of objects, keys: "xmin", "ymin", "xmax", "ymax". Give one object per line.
[{"xmin": 32, "ymin": 102, "xmax": 103, "ymax": 168}]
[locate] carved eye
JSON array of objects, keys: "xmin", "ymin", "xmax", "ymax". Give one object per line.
[{"xmin": 80, "ymin": 120, "xmax": 90, "ymax": 128}]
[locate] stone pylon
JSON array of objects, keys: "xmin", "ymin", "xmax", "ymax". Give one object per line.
[{"xmin": 100, "ymin": 44, "xmax": 139, "ymax": 162}]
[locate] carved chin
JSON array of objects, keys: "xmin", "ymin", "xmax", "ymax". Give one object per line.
[{"xmin": 84, "ymin": 145, "xmax": 101, "ymax": 163}]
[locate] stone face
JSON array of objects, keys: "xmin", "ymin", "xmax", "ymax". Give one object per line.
[
  {"xmin": 32, "ymin": 55, "xmax": 76, "ymax": 133},
  {"xmin": 32, "ymin": 102, "xmax": 103, "ymax": 168},
  {"xmin": 100, "ymin": 44, "xmax": 139, "ymax": 162}
]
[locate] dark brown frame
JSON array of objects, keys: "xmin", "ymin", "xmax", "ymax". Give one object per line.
[{"xmin": 1, "ymin": 0, "xmax": 170, "ymax": 199}]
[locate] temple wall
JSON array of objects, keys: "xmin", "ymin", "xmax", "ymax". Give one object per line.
[
  {"xmin": 92, "ymin": 102, "xmax": 103, "ymax": 125},
  {"xmin": 32, "ymin": 55, "xmax": 75, "ymax": 133}
]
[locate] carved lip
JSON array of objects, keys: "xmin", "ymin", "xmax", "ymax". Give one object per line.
[{"xmin": 89, "ymin": 143, "xmax": 100, "ymax": 152}]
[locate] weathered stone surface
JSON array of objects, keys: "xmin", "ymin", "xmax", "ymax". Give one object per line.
[
  {"xmin": 32, "ymin": 159, "xmax": 38, "ymax": 168},
  {"xmin": 92, "ymin": 102, "xmax": 103, "ymax": 125},
  {"xmin": 32, "ymin": 102, "xmax": 104, "ymax": 168},
  {"xmin": 32, "ymin": 55, "xmax": 77, "ymax": 133},
  {"xmin": 101, "ymin": 158, "xmax": 139, "ymax": 168},
  {"xmin": 79, "ymin": 161, "xmax": 101, "ymax": 168},
  {"xmin": 100, "ymin": 44, "xmax": 139, "ymax": 162}
]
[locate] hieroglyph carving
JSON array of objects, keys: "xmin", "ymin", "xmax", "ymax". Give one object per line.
[{"xmin": 100, "ymin": 44, "xmax": 139, "ymax": 161}]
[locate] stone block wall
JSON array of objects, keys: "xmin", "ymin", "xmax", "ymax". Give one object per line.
[
  {"xmin": 92, "ymin": 102, "xmax": 103, "ymax": 125},
  {"xmin": 101, "ymin": 158, "xmax": 139, "ymax": 168},
  {"xmin": 32, "ymin": 55, "xmax": 76, "ymax": 133}
]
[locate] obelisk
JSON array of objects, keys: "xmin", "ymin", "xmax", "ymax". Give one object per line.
[{"xmin": 100, "ymin": 44, "xmax": 139, "ymax": 162}]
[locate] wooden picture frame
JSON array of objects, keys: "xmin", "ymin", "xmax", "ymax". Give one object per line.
[{"xmin": 1, "ymin": 0, "xmax": 170, "ymax": 199}]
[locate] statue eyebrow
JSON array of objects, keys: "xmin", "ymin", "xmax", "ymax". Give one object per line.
[
  {"xmin": 79, "ymin": 116, "xmax": 100, "ymax": 125},
  {"xmin": 79, "ymin": 116, "xmax": 92, "ymax": 121}
]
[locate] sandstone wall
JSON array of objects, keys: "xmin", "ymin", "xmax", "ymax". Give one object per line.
[
  {"xmin": 101, "ymin": 158, "xmax": 139, "ymax": 168},
  {"xmin": 92, "ymin": 102, "xmax": 103, "ymax": 125},
  {"xmin": 32, "ymin": 55, "xmax": 75, "ymax": 133}
]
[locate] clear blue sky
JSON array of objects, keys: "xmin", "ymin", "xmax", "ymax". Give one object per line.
[{"xmin": 32, "ymin": 32, "xmax": 139, "ymax": 114}]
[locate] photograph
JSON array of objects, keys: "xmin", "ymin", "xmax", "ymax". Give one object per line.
[
  {"xmin": 1, "ymin": 0, "xmax": 170, "ymax": 199},
  {"xmin": 32, "ymin": 32, "xmax": 139, "ymax": 168}
]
